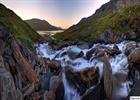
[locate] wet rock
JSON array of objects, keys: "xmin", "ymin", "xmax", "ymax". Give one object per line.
[
  {"xmin": 32, "ymin": 92, "xmax": 40, "ymax": 100},
  {"xmin": 81, "ymin": 81, "xmax": 105, "ymax": 100},
  {"xmin": 125, "ymin": 41, "xmax": 136, "ymax": 56},
  {"xmin": 77, "ymin": 42, "xmax": 89, "ymax": 49},
  {"xmin": 47, "ymin": 60, "xmax": 61, "ymax": 75},
  {"xmin": 128, "ymin": 48, "xmax": 140, "ymax": 80},
  {"xmin": 44, "ymin": 90, "xmax": 55, "ymax": 100},
  {"xmin": 128, "ymin": 48, "xmax": 140, "ymax": 64},
  {"xmin": 97, "ymin": 52, "xmax": 113, "ymax": 100},
  {"xmin": 86, "ymin": 48, "xmax": 96, "ymax": 60},
  {"xmin": 102, "ymin": 44, "xmax": 121, "ymax": 57},
  {"xmin": 49, "ymin": 76, "xmax": 64, "ymax": 100},
  {"xmin": 67, "ymin": 48, "xmax": 84, "ymax": 60},
  {"xmin": 65, "ymin": 66, "xmax": 100, "ymax": 95},
  {"xmin": 127, "ymin": 79, "xmax": 140, "ymax": 97},
  {"xmin": 65, "ymin": 67, "xmax": 86, "ymax": 95},
  {"xmin": 80, "ymin": 67, "xmax": 99, "ymax": 87}
]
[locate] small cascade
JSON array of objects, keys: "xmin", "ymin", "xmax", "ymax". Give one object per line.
[
  {"xmin": 36, "ymin": 40, "xmax": 134, "ymax": 100},
  {"xmin": 62, "ymin": 73, "xmax": 81, "ymax": 100}
]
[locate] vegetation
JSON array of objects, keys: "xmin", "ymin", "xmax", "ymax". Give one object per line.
[
  {"xmin": 0, "ymin": 4, "xmax": 40, "ymax": 51},
  {"xmin": 25, "ymin": 18, "xmax": 63, "ymax": 31},
  {"xmin": 54, "ymin": 4, "xmax": 140, "ymax": 43}
]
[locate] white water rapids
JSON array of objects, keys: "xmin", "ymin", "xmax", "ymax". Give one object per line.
[{"xmin": 36, "ymin": 41, "xmax": 135, "ymax": 100}]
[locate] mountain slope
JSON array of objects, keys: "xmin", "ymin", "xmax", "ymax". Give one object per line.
[
  {"xmin": 0, "ymin": 3, "xmax": 41, "ymax": 51},
  {"xmin": 54, "ymin": 0, "xmax": 140, "ymax": 43},
  {"xmin": 25, "ymin": 18, "xmax": 63, "ymax": 31}
]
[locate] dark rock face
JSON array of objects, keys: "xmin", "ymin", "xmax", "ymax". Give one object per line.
[
  {"xmin": 128, "ymin": 48, "xmax": 140, "ymax": 80},
  {"xmin": 81, "ymin": 81, "xmax": 105, "ymax": 100},
  {"xmin": 128, "ymin": 48, "xmax": 140, "ymax": 64},
  {"xmin": 125, "ymin": 41, "xmax": 137, "ymax": 56},
  {"xmin": 97, "ymin": 53, "xmax": 113, "ymax": 100},
  {"xmin": 0, "ymin": 27, "xmax": 40, "ymax": 100},
  {"xmin": 49, "ymin": 76, "xmax": 64, "ymax": 100},
  {"xmin": 0, "ymin": 56, "xmax": 22, "ymax": 100},
  {"xmin": 128, "ymin": 79, "xmax": 140, "ymax": 97},
  {"xmin": 65, "ymin": 66, "xmax": 99, "ymax": 96}
]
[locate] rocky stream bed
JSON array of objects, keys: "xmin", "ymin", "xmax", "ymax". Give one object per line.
[{"xmin": 0, "ymin": 28, "xmax": 140, "ymax": 100}]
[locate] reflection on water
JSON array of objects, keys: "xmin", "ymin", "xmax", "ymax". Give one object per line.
[{"xmin": 37, "ymin": 30, "xmax": 64, "ymax": 35}]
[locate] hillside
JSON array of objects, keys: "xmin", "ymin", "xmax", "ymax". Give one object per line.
[
  {"xmin": 0, "ymin": 3, "xmax": 41, "ymax": 51},
  {"xmin": 25, "ymin": 18, "xmax": 63, "ymax": 31},
  {"xmin": 54, "ymin": 0, "xmax": 140, "ymax": 43}
]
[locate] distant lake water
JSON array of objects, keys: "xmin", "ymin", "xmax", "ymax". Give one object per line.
[{"xmin": 37, "ymin": 30, "xmax": 64, "ymax": 36}]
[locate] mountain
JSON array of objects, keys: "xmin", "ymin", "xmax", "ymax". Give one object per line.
[
  {"xmin": 0, "ymin": 3, "xmax": 42, "ymax": 51},
  {"xmin": 25, "ymin": 18, "xmax": 63, "ymax": 31},
  {"xmin": 54, "ymin": 0, "xmax": 140, "ymax": 43}
]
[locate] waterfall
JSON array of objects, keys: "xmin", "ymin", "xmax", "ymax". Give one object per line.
[
  {"xmin": 36, "ymin": 40, "xmax": 135, "ymax": 100},
  {"xmin": 62, "ymin": 73, "xmax": 81, "ymax": 100}
]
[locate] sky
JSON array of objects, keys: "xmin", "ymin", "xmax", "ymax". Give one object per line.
[{"xmin": 0, "ymin": 0, "xmax": 110, "ymax": 29}]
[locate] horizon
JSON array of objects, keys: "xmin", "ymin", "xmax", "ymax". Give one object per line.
[{"xmin": 0, "ymin": 0, "xmax": 110, "ymax": 29}]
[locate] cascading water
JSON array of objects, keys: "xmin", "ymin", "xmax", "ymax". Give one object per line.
[
  {"xmin": 62, "ymin": 73, "xmax": 81, "ymax": 100},
  {"xmin": 36, "ymin": 40, "xmax": 134, "ymax": 100}
]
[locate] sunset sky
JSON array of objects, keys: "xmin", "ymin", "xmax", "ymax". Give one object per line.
[{"xmin": 0, "ymin": 0, "xmax": 110, "ymax": 28}]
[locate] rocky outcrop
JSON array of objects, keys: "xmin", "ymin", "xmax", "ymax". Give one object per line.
[
  {"xmin": 65, "ymin": 66, "xmax": 99, "ymax": 95},
  {"xmin": 128, "ymin": 48, "xmax": 140, "ymax": 64},
  {"xmin": 128, "ymin": 48, "xmax": 140, "ymax": 80},
  {"xmin": 127, "ymin": 79, "xmax": 140, "ymax": 97},
  {"xmin": 0, "ymin": 56, "xmax": 22, "ymax": 100},
  {"xmin": 80, "ymin": 67, "xmax": 99, "ymax": 87},
  {"xmin": 97, "ymin": 52, "xmax": 113, "ymax": 100},
  {"xmin": 0, "ymin": 27, "xmax": 41, "ymax": 100}
]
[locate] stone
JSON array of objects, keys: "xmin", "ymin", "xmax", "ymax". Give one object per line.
[
  {"xmin": 49, "ymin": 76, "xmax": 64, "ymax": 100},
  {"xmin": 125, "ymin": 41, "xmax": 136, "ymax": 56},
  {"xmin": 80, "ymin": 67, "xmax": 99, "ymax": 87},
  {"xmin": 86, "ymin": 48, "xmax": 96, "ymax": 60},
  {"xmin": 0, "ymin": 60, "xmax": 22, "ymax": 100},
  {"xmin": 67, "ymin": 48, "xmax": 84, "ymax": 60},
  {"xmin": 47, "ymin": 60, "xmax": 61, "ymax": 75},
  {"xmin": 77, "ymin": 42, "xmax": 89, "ymax": 49},
  {"xmin": 128, "ymin": 48, "xmax": 140, "ymax": 64},
  {"xmin": 97, "ymin": 52, "xmax": 113, "ymax": 100},
  {"xmin": 127, "ymin": 79, "xmax": 140, "ymax": 97},
  {"xmin": 81, "ymin": 82, "xmax": 105, "ymax": 100},
  {"xmin": 44, "ymin": 90, "xmax": 55, "ymax": 100}
]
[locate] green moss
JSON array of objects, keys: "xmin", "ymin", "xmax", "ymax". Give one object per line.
[
  {"xmin": 49, "ymin": 39, "xmax": 60, "ymax": 45},
  {"xmin": 18, "ymin": 36, "xmax": 35, "ymax": 52}
]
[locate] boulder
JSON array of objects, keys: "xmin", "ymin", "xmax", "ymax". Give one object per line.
[
  {"xmin": 128, "ymin": 48, "xmax": 140, "ymax": 64},
  {"xmin": 49, "ymin": 76, "xmax": 64, "ymax": 100},
  {"xmin": 77, "ymin": 42, "xmax": 89, "ymax": 49},
  {"xmin": 67, "ymin": 47, "xmax": 84, "ymax": 60},
  {"xmin": 44, "ymin": 90, "xmax": 55, "ymax": 100},
  {"xmin": 80, "ymin": 67, "xmax": 99, "ymax": 87},
  {"xmin": 81, "ymin": 81, "xmax": 105, "ymax": 100},
  {"xmin": 96, "ymin": 52, "xmax": 113, "ymax": 100},
  {"xmin": 65, "ymin": 67, "xmax": 86, "ymax": 95},
  {"xmin": 86, "ymin": 48, "xmax": 96, "ymax": 60},
  {"xmin": 125, "ymin": 41, "xmax": 136, "ymax": 56},
  {"xmin": 47, "ymin": 60, "xmax": 61, "ymax": 75},
  {"xmin": 127, "ymin": 79, "xmax": 140, "ymax": 97}
]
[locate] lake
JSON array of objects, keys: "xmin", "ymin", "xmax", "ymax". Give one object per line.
[{"xmin": 37, "ymin": 30, "xmax": 64, "ymax": 36}]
